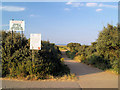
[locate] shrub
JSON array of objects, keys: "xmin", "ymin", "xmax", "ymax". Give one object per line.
[
  {"xmin": 2, "ymin": 31, "xmax": 70, "ymax": 79},
  {"xmin": 60, "ymin": 58, "xmax": 64, "ymax": 62},
  {"xmin": 74, "ymin": 55, "xmax": 86, "ymax": 62},
  {"xmin": 85, "ymin": 54, "xmax": 111, "ymax": 70},
  {"xmin": 66, "ymin": 51, "xmax": 76, "ymax": 59},
  {"xmin": 67, "ymin": 43, "xmax": 81, "ymax": 51},
  {"xmin": 66, "ymin": 24, "xmax": 120, "ymax": 73}
]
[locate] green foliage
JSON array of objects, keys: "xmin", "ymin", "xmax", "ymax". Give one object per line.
[
  {"xmin": 0, "ymin": 31, "xmax": 2, "ymax": 77},
  {"xmin": 2, "ymin": 31, "xmax": 70, "ymax": 79},
  {"xmin": 77, "ymin": 45, "xmax": 89, "ymax": 57},
  {"xmin": 67, "ymin": 43, "xmax": 81, "ymax": 51},
  {"xmin": 74, "ymin": 55, "xmax": 86, "ymax": 62},
  {"xmin": 58, "ymin": 45, "xmax": 70, "ymax": 51},
  {"xmin": 66, "ymin": 43, "xmax": 81, "ymax": 59},
  {"xmin": 85, "ymin": 54, "xmax": 111, "ymax": 70},
  {"xmin": 66, "ymin": 51, "xmax": 76, "ymax": 59},
  {"xmin": 96, "ymin": 24, "xmax": 119, "ymax": 72},
  {"xmin": 66, "ymin": 24, "xmax": 120, "ymax": 73},
  {"xmin": 60, "ymin": 58, "xmax": 64, "ymax": 62}
]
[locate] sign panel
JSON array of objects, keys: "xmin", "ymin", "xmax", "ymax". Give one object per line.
[
  {"xmin": 9, "ymin": 20, "xmax": 25, "ymax": 31},
  {"xmin": 30, "ymin": 34, "xmax": 41, "ymax": 50}
]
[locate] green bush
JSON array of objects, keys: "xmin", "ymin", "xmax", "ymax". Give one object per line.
[
  {"xmin": 67, "ymin": 43, "xmax": 81, "ymax": 51},
  {"xmin": 74, "ymin": 55, "xmax": 86, "ymax": 62},
  {"xmin": 66, "ymin": 51, "xmax": 76, "ymax": 59},
  {"xmin": 85, "ymin": 54, "xmax": 111, "ymax": 70},
  {"xmin": 2, "ymin": 31, "xmax": 70, "ymax": 79},
  {"xmin": 66, "ymin": 24, "xmax": 120, "ymax": 73},
  {"xmin": 96, "ymin": 24, "xmax": 119, "ymax": 72}
]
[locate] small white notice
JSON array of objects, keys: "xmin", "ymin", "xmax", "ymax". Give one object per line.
[
  {"xmin": 9, "ymin": 20, "xmax": 25, "ymax": 31},
  {"xmin": 30, "ymin": 34, "xmax": 41, "ymax": 50}
]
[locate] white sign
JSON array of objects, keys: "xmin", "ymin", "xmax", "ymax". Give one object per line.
[
  {"xmin": 30, "ymin": 34, "xmax": 41, "ymax": 50},
  {"xmin": 9, "ymin": 20, "xmax": 25, "ymax": 31}
]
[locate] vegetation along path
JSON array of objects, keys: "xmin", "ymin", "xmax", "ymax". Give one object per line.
[
  {"xmin": 2, "ymin": 50, "xmax": 118, "ymax": 89},
  {"xmin": 62, "ymin": 50, "xmax": 118, "ymax": 88}
]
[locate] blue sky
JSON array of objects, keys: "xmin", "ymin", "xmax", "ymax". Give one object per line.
[{"xmin": 1, "ymin": 2, "xmax": 118, "ymax": 45}]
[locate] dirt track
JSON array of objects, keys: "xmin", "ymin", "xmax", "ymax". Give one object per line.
[{"xmin": 62, "ymin": 51, "xmax": 118, "ymax": 88}]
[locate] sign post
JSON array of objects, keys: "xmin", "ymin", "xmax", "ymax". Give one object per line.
[
  {"xmin": 31, "ymin": 46, "xmax": 34, "ymax": 62},
  {"xmin": 30, "ymin": 34, "xmax": 41, "ymax": 62},
  {"xmin": 10, "ymin": 20, "xmax": 25, "ymax": 32},
  {"xmin": 9, "ymin": 20, "xmax": 25, "ymax": 52},
  {"xmin": 12, "ymin": 29, "xmax": 13, "ymax": 44}
]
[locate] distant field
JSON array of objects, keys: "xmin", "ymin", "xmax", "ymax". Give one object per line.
[{"xmin": 57, "ymin": 45, "xmax": 70, "ymax": 51}]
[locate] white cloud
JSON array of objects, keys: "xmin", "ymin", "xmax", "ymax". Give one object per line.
[
  {"xmin": 99, "ymin": 3, "xmax": 117, "ymax": 8},
  {"xmin": 96, "ymin": 9, "xmax": 103, "ymax": 12},
  {"xmin": 66, "ymin": 2, "xmax": 84, "ymax": 7},
  {"xmin": 66, "ymin": 2, "xmax": 72, "ymax": 5},
  {"xmin": 29, "ymin": 14, "xmax": 40, "ymax": 17},
  {"xmin": 0, "ymin": 6, "xmax": 25, "ymax": 12},
  {"xmin": 65, "ymin": 2, "xmax": 117, "ymax": 12},
  {"xmin": 72, "ymin": 3, "xmax": 84, "ymax": 7},
  {"xmin": 30, "ymin": 14, "xmax": 35, "ymax": 17},
  {"xmin": 66, "ymin": 0, "xmax": 74, "ymax": 5},
  {"xmin": 86, "ymin": 3, "xmax": 98, "ymax": 7},
  {"xmin": 64, "ymin": 8, "xmax": 70, "ymax": 11}
]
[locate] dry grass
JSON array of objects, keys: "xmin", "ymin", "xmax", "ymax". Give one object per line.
[
  {"xmin": 2, "ymin": 74, "xmax": 77, "ymax": 81},
  {"xmin": 74, "ymin": 55, "xmax": 82, "ymax": 62},
  {"xmin": 57, "ymin": 45, "xmax": 70, "ymax": 51},
  {"xmin": 105, "ymin": 69, "xmax": 118, "ymax": 75}
]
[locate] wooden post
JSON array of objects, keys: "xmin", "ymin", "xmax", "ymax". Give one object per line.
[
  {"xmin": 12, "ymin": 30, "xmax": 13, "ymax": 44},
  {"xmin": 10, "ymin": 30, "xmax": 14, "ymax": 56},
  {"xmin": 21, "ymin": 20, "xmax": 24, "ymax": 49},
  {"xmin": 32, "ymin": 49, "xmax": 35, "ymax": 63},
  {"xmin": 21, "ymin": 30, "xmax": 23, "ymax": 53},
  {"xmin": 11, "ymin": 19, "xmax": 14, "ymax": 44}
]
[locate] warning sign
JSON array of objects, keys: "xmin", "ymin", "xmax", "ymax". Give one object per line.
[
  {"xmin": 30, "ymin": 34, "xmax": 41, "ymax": 50},
  {"xmin": 9, "ymin": 20, "xmax": 25, "ymax": 31}
]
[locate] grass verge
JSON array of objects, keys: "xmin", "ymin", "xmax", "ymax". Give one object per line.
[{"xmin": 2, "ymin": 73, "xmax": 77, "ymax": 81}]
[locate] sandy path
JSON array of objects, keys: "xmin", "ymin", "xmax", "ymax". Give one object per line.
[
  {"xmin": 2, "ymin": 80, "xmax": 80, "ymax": 88},
  {"xmin": 62, "ymin": 51, "xmax": 118, "ymax": 88}
]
